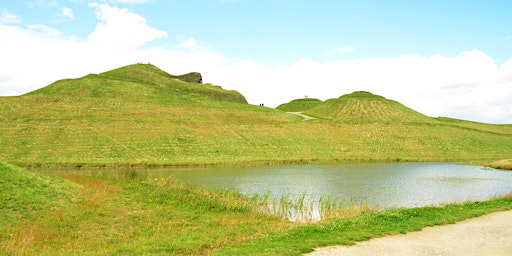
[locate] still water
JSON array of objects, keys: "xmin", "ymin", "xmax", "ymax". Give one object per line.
[{"xmin": 153, "ymin": 162, "xmax": 512, "ymax": 209}]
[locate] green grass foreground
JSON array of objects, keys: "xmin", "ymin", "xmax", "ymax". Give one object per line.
[{"xmin": 2, "ymin": 162, "xmax": 511, "ymax": 255}]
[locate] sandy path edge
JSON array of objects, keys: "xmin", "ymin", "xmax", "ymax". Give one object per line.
[{"xmin": 305, "ymin": 210, "xmax": 512, "ymax": 256}]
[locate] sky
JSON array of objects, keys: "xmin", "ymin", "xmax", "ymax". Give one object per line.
[{"xmin": 1, "ymin": 0, "xmax": 512, "ymax": 124}]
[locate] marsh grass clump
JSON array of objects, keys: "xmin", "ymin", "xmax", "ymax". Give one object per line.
[{"xmin": 248, "ymin": 192, "xmax": 371, "ymax": 222}]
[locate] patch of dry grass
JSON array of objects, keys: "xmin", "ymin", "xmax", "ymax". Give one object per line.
[{"xmin": 488, "ymin": 159, "xmax": 512, "ymax": 170}]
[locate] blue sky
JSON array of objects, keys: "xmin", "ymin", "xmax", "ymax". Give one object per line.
[{"xmin": 1, "ymin": 0, "xmax": 512, "ymax": 123}]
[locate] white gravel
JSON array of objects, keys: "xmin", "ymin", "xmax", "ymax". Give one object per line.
[{"xmin": 306, "ymin": 210, "xmax": 512, "ymax": 256}]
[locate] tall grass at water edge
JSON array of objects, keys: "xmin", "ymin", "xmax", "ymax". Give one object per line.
[
  {"xmin": 143, "ymin": 174, "xmax": 370, "ymax": 223},
  {"xmin": 38, "ymin": 167, "xmax": 369, "ymax": 224},
  {"xmin": 249, "ymin": 192, "xmax": 370, "ymax": 222}
]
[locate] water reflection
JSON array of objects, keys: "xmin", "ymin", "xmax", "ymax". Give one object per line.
[{"xmin": 154, "ymin": 162, "xmax": 512, "ymax": 210}]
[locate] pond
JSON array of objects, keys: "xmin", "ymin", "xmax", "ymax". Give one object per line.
[{"xmin": 152, "ymin": 162, "xmax": 512, "ymax": 209}]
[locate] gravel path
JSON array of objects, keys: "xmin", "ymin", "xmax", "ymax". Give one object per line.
[
  {"xmin": 287, "ymin": 112, "xmax": 316, "ymax": 121},
  {"xmin": 306, "ymin": 210, "xmax": 512, "ymax": 256}
]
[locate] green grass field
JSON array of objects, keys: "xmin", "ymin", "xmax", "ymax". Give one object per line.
[
  {"xmin": 1, "ymin": 64, "xmax": 512, "ymax": 255},
  {"xmin": 0, "ymin": 64, "xmax": 511, "ymax": 167}
]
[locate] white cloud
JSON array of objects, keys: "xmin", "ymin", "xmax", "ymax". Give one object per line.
[
  {"xmin": 175, "ymin": 37, "xmax": 210, "ymax": 52},
  {"xmin": 59, "ymin": 7, "xmax": 74, "ymax": 20},
  {"xmin": 0, "ymin": 9, "xmax": 22, "ymax": 24},
  {"xmin": 26, "ymin": 24, "xmax": 63, "ymax": 37},
  {"xmin": 0, "ymin": 4, "xmax": 511, "ymax": 124},
  {"xmin": 0, "ymin": 3, "xmax": 168, "ymax": 98},
  {"xmin": 87, "ymin": 2, "xmax": 167, "ymax": 49}
]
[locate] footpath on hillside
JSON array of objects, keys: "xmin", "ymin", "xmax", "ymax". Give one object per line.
[
  {"xmin": 287, "ymin": 112, "xmax": 316, "ymax": 121},
  {"xmin": 306, "ymin": 210, "xmax": 512, "ymax": 256}
]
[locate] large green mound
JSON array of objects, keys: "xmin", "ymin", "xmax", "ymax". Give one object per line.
[
  {"xmin": 276, "ymin": 98, "xmax": 323, "ymax": 112},
  {"xmin": 1, "ymin": 65, "xmax": 512, "ymax": 166},
  {"xmin": 306, "ymin": 91, "xmax": 436, "ymax": 123},
  {"xmin": 26, "ymin": 64, "xmax": 247, "ymax": 104}
]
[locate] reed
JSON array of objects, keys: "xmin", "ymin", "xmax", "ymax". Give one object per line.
[{"xmin": 247, "ymin": 191, "xmax": 371, "ymax": 222}]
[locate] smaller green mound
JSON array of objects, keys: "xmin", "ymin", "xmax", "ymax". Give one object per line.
[
  {"xmin": 0, "ymin": 162, "xmax": 80, "ymax": 224},
  {"xmin": 306, "ymin": 91, "xmax": 436, "ymax": 124},
  {"xmin": 276, "ymin": 98, "xmax": 323, "ymax": 112}
]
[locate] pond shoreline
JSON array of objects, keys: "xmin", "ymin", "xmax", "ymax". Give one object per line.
[
  {"xmin": 151, "ymin": 162, "xmax": 512, "ymax": 213},
  {"xmin": 10, "ymin": 157, "xmax": 504, "ymax": 170}
]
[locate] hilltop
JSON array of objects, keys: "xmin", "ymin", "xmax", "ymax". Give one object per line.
[
  {"xmin": 0, "ymin": 64, "xmax": 511, "ymax": 166},
  {"xmin": 26, "ymin": 64, "xmax": 247, "ymax": 104},
  {"xmin": 276, "ymin": 98, "xmax": 323, "ymax": 112},
  {"xmin": 305, "ymin": 91, "xmax": 436, "ymax": 124}
]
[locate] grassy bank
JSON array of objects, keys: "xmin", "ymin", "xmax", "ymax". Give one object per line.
[
  {"xmin": 213, "ymin": 195, "xmax": 512, "ymax": 255},
  {"xmin": 0, "ymin": 162, "xmax": 294, "ymax": 255},
  {"xmin": 2, "ymin": 162, "xmax": 511, "ymax": 255}
]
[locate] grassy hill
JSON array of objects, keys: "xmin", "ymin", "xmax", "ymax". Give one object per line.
[
  {"xmin": 25, "ymin": 64, "xmax": 247, "ymax": 104},
  {"xmin": 276, "ymin": 98, "xmax": 323, "ymax": 112},
  {"xmin": 305, "ymin": 91, "xmax": 436, "ymax": 124},
  {"xmin": 0, "ymin": 64, "xmax": 511, "ymax": 166}
]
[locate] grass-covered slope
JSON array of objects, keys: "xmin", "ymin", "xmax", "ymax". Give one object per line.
[
  {"xmin": 276, "ymin": 98, "xmax": 323, "ymax": 112},
  {"xmin": 0, "ymin": 64, "xmax": 301, "ymax": 165},
  {"xmin": 306, "ymin": 91, "xmax": 436, "ymax": 124},
  {"xmin": 0, "ymin": 65, "xmax": 511, "ymax": 166},
  {"xmin": 25, "ymin": 64, "xmax": 247, "ymax": 104},
  {"xmin": 0, "ymin": 162, "xmax": 79, "ymax": 223},
  {"xmin": 0, "ymin": 161, "xmax": 81, "ymax": 254},
  {"xmin": 0, "ymin": 163, "xmax": 294, "ymax": 255}
]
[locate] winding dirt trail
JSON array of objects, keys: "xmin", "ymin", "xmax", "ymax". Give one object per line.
[
  {"xmin": 288, "ymin": 112, "xmax": 316, "ymax": 121},
  {"xmin": 306, "ymin": 210, "xmax": 512, "ymax": 256}
]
